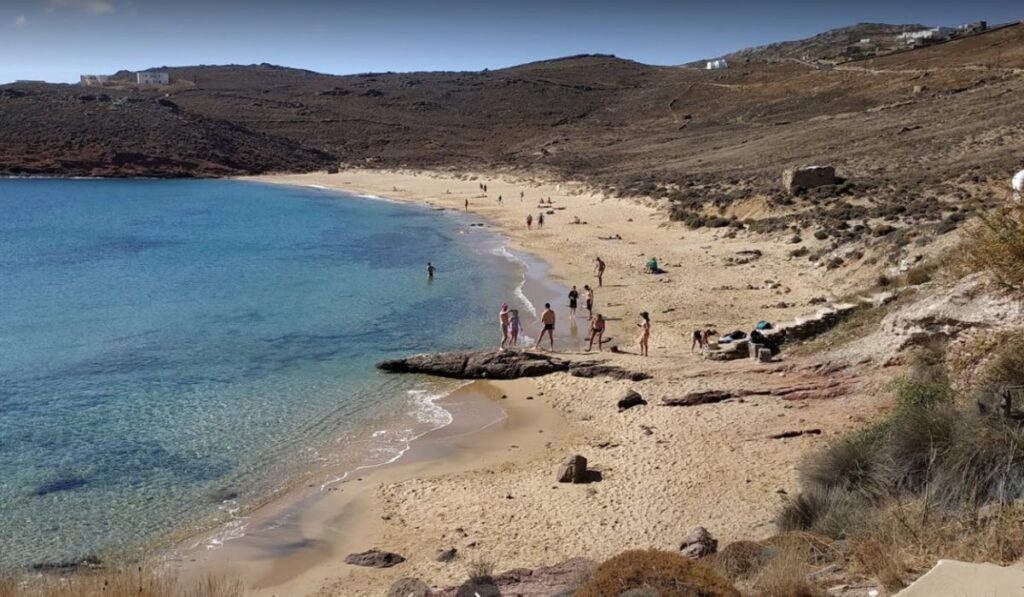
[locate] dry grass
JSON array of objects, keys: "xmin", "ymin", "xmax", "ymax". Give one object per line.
[
  {"xmin": 958, "ymin": 205, "xmax": 1024, "ymax": 292},
  {"xmin": 751, "ymin": 542, "xmax": 824, "ymax": 597},
  {"xmin": 0, "ymin": 567, "xmax": 242, "ymax": 597},
  {"xmin": 464, "ymin": 556, "xmax": 496, "ymax": 585},
  {"xmin": 574, "ymin": 549, "xmax": 740, "ymax": 597}
]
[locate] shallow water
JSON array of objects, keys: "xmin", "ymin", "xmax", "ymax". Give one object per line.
[{"xmin": 0, "ymin": 179, "xmax": 528, "ymax": 569}]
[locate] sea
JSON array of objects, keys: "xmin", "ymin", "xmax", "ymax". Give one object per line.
[{"xmin": 0, "ymin": 179, "xmax": 537, "ymax": 570}]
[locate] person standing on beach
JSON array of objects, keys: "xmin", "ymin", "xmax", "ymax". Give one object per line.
[
  {"xmin": 508, "ymin": 309, "xmax": 521, "ymax": 348},
  {"xmin": 499, "ymin": 303, "xmax": 510, "ymax": 349},
  {"xmin": 520, "ymin": 191, "xmax": 524, "ymax": 201},
  {"xmin": 426, "ymin": 262, "xmax": 436, "ymax": 280},
  {"xmin": 538, "ymin": 213, "xmax": 544, "ymax": 228},
  {"xmin": 526, "ymin": 214, "xmax": 533, "ymax": 229},
  {"xmin": 594, "ymin": 257, "xmax": 606, "ymax": 287},
  {"xmin": 464, "ymin": 198, "xmax": 469, "ymax": 211},
  {"xmin": 568, "ymin": 285, "xmax": 579, "ymax": 317},
  {"xmin": 587, "ymin": 313, "xmax": 606, "ymax": 352},
  {"xmin": 535, "ymin": 303, "xmax": 556, "ymax": 351},
  {"xmin": 583, "ymin": 285, "xmax": 594, "ymax": 317},
  {"xmin": 637, "ymin": 312, "xmax": 651, "ymax": 357}
]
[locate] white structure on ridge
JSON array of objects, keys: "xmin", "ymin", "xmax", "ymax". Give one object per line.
[
  {"xmin": 136, "ymin": 72, "xmax": 169, "ymax": 86},
  {"xmin": 80, "ymin": 74, "xmax": 109, "ymax": 86},
  {"xmin": 705, "ymin": 59, "xmax": 728, "ymax": 70},
  {"xmin": 898, "ymin": 27, "xmax": 953, "ymax": 44}
]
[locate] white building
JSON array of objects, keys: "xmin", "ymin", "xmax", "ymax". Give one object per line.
[
  {"xmin": 705, "ymin": 59, "xmax": 728, "ymax": 70},
  {"xmin": 136, "ymin": 72, "xmax": 169, "ymax": 86},
  {"xmin": 79, "ymin": 74, "xmax": 109, "ymax": 86},
  {"xmin": 898, "ymin": 27, "xmax": 953, "ymax": 44}
]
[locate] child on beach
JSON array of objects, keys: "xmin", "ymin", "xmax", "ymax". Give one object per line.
[
  {"xmin": 637, "ymin": 312, "xmax": 651, "ymax": 356},
  {"xmin": 508, "ymin": 309, "xmax": 520, "ymax": 347}
]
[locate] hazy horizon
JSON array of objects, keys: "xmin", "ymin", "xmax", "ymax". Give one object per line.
[{"xmin": 2, "ymin": 0, "xmax": 1022, "ymax": 84}]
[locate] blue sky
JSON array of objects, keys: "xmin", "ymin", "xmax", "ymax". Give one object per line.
[{"xmin": 2, "ymin": 0, "xmax": 1021, "ymax": 83}]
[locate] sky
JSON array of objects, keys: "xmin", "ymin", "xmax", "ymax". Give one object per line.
[{"xmin": 1, "ymin": 0, "xmax": 1021, "ymax": 83}]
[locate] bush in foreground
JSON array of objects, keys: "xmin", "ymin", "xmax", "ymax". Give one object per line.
[{"xmin": 574, "ymin": 549, "xmax": 739, "ymax": 597}]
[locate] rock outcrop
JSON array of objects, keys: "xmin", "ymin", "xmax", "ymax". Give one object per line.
[
  {"xmin": 679, "ymin": 527, "xmax": 718, "ymax": 559},
  {"xmin": 434, "ymin": 557, "xmax": 597, "ymax": 597},
  {"xmin": 377, "ymin": 350, "xmax": 650, "ymax": 382},
  {"xmin": 617, "ymin": 389, "xmax": 647, "ymax": 411},
  {"xmin": 783, "ymin": 165, "xmax": 836, "ymax": 193},
  {"xmin": 344, "ymin": 549, "xmax": 406, "ymax": 568}
]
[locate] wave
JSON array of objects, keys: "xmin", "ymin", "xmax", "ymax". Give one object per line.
[{"xmin": 490, "ymin": 244, "xmax": 537, "ymax": 317}]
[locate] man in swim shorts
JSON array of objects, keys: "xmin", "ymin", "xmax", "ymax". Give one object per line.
[
  {"xmin": 568, "ymin": 285, "xmax": 579, "ymax": 317},
  {"xmin": 535, "ymin": 303, "xmax": 556, "ymax": 351}
]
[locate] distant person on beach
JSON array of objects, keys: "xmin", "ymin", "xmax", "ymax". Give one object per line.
[
  {"xmin": 426, "ymin": 262, "xmax": 436, "ymax": 280},
  {"xmin": 508, "ymin": 309, "xmax": 521, "ymax": 347},
  {"xmin": 637, "ymin": 312, "xmax": 651, "ymax": 356},
  {"xmin": 526, "ymin": 214, "xmax": 533, "ymax": 229},
  {"xmin": 464, "ymin": 198, "xmax": 469, "ymax": 210},
  {"xmin": 691, "ymin": 329, "xmax": 704, "ymax": 351},
  {"xmin": 498, "ymin": 195, "xmax": 503, "ymax": 204},
  {"xmin": 594, "ymin": 257, "xmax": 606, "ymax": 287},
  {"xmin": 520, "ymin": 191, "xmax": 524, "ymax": 200},
  {"xmin": 535, "ymin": 303, "xmax": 556, "ymax": 350},
  {"xmin": 568, "ymin": 285, "xmax": 579, "ymax": 317},
  {"xmin": 583, "ymin": 285, "xmax": 594, "ymax": 317},
  {"xmin": 587, "ymin": 313, "xmax": 606, "ymax": 352},
  {"xmin": 703, "ymin": 328, "xmax": 717, "ymax": 348},
  {"xmin": 499, "ymin": 303, "xmax": 510, "ymax": 349},
  {"xmin": 538, "ymin": 213, "xmax": 544, "ymax": 228}
]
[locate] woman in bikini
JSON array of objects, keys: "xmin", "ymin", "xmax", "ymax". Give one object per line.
[
  {"xmin": 638, "ymin": 312, "xmax": 651, "ymax": 357},
  {"xmin": 508, "ymin": 309, "xmax": 521, "ymax": 348}
]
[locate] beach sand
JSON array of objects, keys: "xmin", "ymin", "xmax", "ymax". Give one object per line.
[{"xmin": 196, "ymin": 168, "xmax": 894, "ymax": 595}]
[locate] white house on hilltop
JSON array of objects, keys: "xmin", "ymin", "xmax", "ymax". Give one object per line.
[
  {"xmin": 136, "ymin": 72, "xmax": 169, "ymax": 86},
  {"xmin": 705, "ymin": 59, "xmax": 728, "ymax": 70},
  {"xmin": 898, "ymin": 27, "xmax": 953, "ymax": 44}
]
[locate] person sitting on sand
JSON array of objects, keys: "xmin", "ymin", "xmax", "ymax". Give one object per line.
[
  {"xmin": 426, "ymin": 262, "xmax": 436, "ymax": 280},
  {"xmin": 535, "ymin": 303, "xmax": 556, "ymax": 351},
  {"xmin": 508, "ymin": 309, "xmax": 521, "ymax": 347},
  {"xmin": 583, "ymin": 285, "xmax": 594, "ymax": 317},
  {"xmin": 587, "ymin": 313, "xmax": 606, "ymax": 352},
  {"xmin": 594, "ymin": 257, "xmax": 606, "ymax": 287},
  {"xmin": 645, "ymin": 257, "xmax": 659, "ymax": 274},
  {"xmin": 691, "ymin": 329, "xmax": 704, "ymax": 352},
  {"xmin": 568, "ymin": 285, "xmax": 579, "ymax": 317},
  {"xmin": 499, "ymin": 303, "xmax": 510, "ymax": 349},
  {"xmin": 637, "ymin": 312, "xmax": 651, "ymax": 357}
]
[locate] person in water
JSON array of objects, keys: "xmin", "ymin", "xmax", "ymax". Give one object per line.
[
  {"xmin": 426, "ymin": 262, "xmax": 436, "ymax": 280},
  {"xmin": 535, "ymin": 303, "xmax": 556, "ymax": 351},
  {"xmin": 498, "ymin": 303, "xmax": 510, "ymax": 349},
  {"xmin": 508, "ymin": 309, "xmax": 521, "ymax": 347},
  {"xmin": 637, "ymin": 311, "xmax": 651, "ymax": 357},
  {"xmin": 587, "ymin": 313, "xmax": 606, "ymax": 352},
  {"xmin": 583, "ymin": 284, "xmax": 594, "ymax": 317},
  {"xmin": 568, "ymin": 285, "xmax": 579, "ymax": 317}
]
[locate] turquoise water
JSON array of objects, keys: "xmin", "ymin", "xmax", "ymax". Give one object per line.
[{"xmin": 0, "ymin": 179, "xmax": 526, "ymax": 569}]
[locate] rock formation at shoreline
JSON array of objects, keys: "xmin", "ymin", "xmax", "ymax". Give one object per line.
[{"xmin": 376, "ymin": 349, "xmax": 649, "ymax": 381}]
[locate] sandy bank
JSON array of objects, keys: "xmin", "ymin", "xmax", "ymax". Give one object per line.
[{"xmin": 226, "ymin": 169, "xmax": 891, "ymax": 596}]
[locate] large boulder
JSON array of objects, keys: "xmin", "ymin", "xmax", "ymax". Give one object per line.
[
  {"xmin": 345, "ymin": 549, "xmax": 406, "ymax": 568},
  {"xmin": 376, "ymin": 350, "xmax": 569, "ymax": 379},
  {"xmin": 783, "ymin": 165, "xmax": 836, "ymax": 193},
  {"xmin": 556, "ymin": 454, "xmax": 588, "ymax": 483},
  {"xmin": 617, "ymin": 389, "xmax": 647, "ymax": 411}
]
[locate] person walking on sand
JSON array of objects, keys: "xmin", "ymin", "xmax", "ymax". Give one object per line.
[
  {"xmin": 637, "ymin": 312, "xmax": 651, "ymax": 357},
  {"xmin": 594, "ymin": 257, "xmax": 606, "ymax": 287},
  {"xmin": 535, "ymin": 303, "xmax": 556, "ymax": 351},
  {"xmin": 587, "ymin": 313, "xmax": 606, "ymax": 352},
  {"xmin": 583, "ymin": 285, "xmax": 594, "ymax": 317},
  {"xmin": 508, "ymin": 309, "xmax": 521, "ymax": 348},
  {"xmin": 526, "ymin": 214, "xmax": 533, "ymax": 229},
  {"xmin": 426, "ymin": 262, "xmax": 436, "ymax": 280},
  {"xmin": 538, "ymin": 213, "xmax": 544, "ymax": 228},
  {"xmin": 568, "ymin": 285, "xmax": 579, "ymax": 317},
  {"xmin": 498, "ymin": 303, "xmax": 510, "ymax": 349}
]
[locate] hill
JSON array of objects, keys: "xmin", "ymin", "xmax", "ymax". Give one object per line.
[{"xmin": 711, "ymin": 22, "xmax": 926, "ymax": 65}]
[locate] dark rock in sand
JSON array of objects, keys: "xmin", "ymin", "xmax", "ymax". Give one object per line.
[
  {"xmin": 388, "ymin": 578, "xmax": 431, "ymax": 597},
  {"xmin": 679, "ymin": 526, "xmax": 718, "ymax": 559},
  {"xmin": 662, "ymin": 390, "xmax": 737, "ymax": 407},
  {"xmin": 617, "ymin": 389, "xmax": 647, "ymax": 411},
  {"xmin": 345, "ymin": 549, "xmax": 406, "ymax": 568},
  {"xmin": 556, "ymin": 454, "xmax": 588, "ymax": 483},
  {"xmin": 435, "ymin": 557, "xmax": 597, "ymax": 597},
  {"xmin": 34, "ymin": 477, "xmax": 88, "ymax": 496},
  {"xmin": 569, "ymin": 363, "xmax": 652, "ymax": 382},
  {"xmin": 436, "ymin": 547, "xmax": 458, "ymax": 562},
  {"xmin": 30, "ymin": 555, "xmax": 102, "ymax": 571},
  {"xmin": 376, "ymin": 350, "xmax": 569, "ymax": 379}
]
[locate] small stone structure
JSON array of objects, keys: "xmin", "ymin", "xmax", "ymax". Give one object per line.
[
  {"xmin": 782, "ymin": 165, "xmax": 836, "ymax": 193},
  {"xmin": 136, "ymin": 72, "xmax": 169, "ymax": 86}
]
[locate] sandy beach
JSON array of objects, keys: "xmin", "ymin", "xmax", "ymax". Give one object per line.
[{"xmin": 190, "ymin": 168, "xmax": 897, "ymax": 596}]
